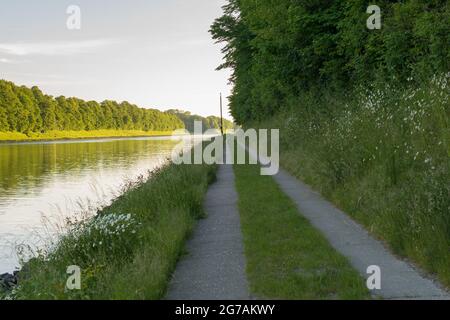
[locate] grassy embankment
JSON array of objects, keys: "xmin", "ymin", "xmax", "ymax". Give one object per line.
[
  {"xmin": 3, "ymin": 158, "xmax": 216, "ymax": 299},
  {"xmin": 258, "ymin": 76, "xmax": 450, "ymax": 288},
  {"xmin": 233, "ymin": 144, "xmax": 370, "ymax": 299},
  {"xmin": 0, "ymin": 130, "xmax": 174, "ymax": 142}
]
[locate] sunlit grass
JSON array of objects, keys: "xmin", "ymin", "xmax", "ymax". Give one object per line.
[
  {"xmin": 233, "ymin": 146, "xmax": 370, "ymax": 300},
  {"xmin": 0, "ymin": 130, "xmax": 174, "ymax": 142},
  {"xmin": 7, "ymin": 160, "xmax": 216, "ymax": 300}
]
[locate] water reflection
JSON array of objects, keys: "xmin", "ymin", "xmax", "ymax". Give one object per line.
[{"xmin": 0, "ymin": 137, "xmax": 180, "ymax": 273}]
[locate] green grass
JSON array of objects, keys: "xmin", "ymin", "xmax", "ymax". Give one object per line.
[
  {"xmin": 0, "ymin": 130, "xmax": 173, "ymax": 142},
  {"xmin": 259, "ymin": 75, "xmax": 450, "ymax": 288},
  {"xmin": 8, "ymin": 160, "xmax": 216, "ymax": 300},
  {"xmin": 233, "ymin": 150, "xmax": 370, "ymax": 300}
]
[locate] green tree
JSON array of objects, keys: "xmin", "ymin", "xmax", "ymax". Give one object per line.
[
  {"xmin": 0, "ymin": 81, "xmax": 184, "ymax": 134},
  {"xmin": 0, "ymin": 104, "xmax": 8, "ymax": 131},
  {"xmin": 0, "ymin": 80, "xmax": 21, "ymax": 131},
  {"xmin": 32, "ymin": 86, "xmax": 57, "ymax": 132}
]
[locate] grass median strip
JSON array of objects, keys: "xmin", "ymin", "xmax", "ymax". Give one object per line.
[{"xmin": 233, "ymin": 158, "xmax": 370, "ymax": 300}]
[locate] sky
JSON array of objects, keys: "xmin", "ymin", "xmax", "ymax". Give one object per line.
[{"xmin": 0, "ymin": 0, "xmax": 233, "ymax": 119}]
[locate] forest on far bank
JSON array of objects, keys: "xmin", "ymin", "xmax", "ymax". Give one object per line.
[
  {"xmin": 0, "ymin": 80, "xmax": 231, "ymax": 134},
  {"xmin": 166, "ymin": 109, "xmax": 234, "ymax": 133}
]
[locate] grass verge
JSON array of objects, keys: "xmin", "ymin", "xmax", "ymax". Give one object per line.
[
  {"xmin": 233, "ymin": 148, "xmax": 370, "ymax": 300},
  {"xmin": 0, "ymin": 130, "xmax": 173, "ymax": 142},
  {"xmin": 5, "ymin": 160, "xmax": 216, "ymax": 300},
  {"xmin": 262, "ymin": 75, "xmax": 450, "ymax": 287}
]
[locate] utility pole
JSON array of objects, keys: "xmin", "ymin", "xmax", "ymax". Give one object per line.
[{"xmin": 220, "ymin": 92, "xmax": 224, "ymax": 136}]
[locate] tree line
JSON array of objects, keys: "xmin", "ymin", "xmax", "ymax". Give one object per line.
[
  {"xmin": 0, "ymin": 80, "xmax": 234, "ymax": 134},
  {"xmin": 210, "ymin": 0, "xmax": 450, "ymax": 124},
  {"xmin": 0, "ymin": 80, "xmax": 184, "ymax": 133},
  {"xmin": 166, "ymin": 110, "xmax": 234, "ymax": 133}
]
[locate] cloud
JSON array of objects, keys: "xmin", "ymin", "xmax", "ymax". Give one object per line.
[
  {"xmin": 21, "ymin": 79, "xmax": 95, "ymax": 86},
  {"xmin": 2, "ymin": 72, "xmax": 95, "ymax": 87},
  {"xmin": 177, "ymin": 38, "xmax": 210, "ymax": 47},
  {"xmin": 0, "ymin": 57, "xmax": 29, "ymax": 64},
  {"xmin": 0, "ymin": 58, "xmax": 13, "ymax": 63},
  {"xmin": 0, "ymin": 39, "xmax": 119, "ymax": 56}
]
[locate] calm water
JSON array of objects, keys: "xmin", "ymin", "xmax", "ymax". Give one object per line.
[{"xmin": 0, "ymin": 136, "xmax": 184, "ymax": 273}]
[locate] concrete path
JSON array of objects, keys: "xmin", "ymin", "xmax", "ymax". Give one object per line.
[
  {"xmin": 240, "ymin": 141, "xmax": 449, "ymax": 300},
  {"xmin": 166, "ymin": 149, "xmax": 249, "ymax": 300},
  {"xmin": 275, "ymin": 169, "xmax": 450, "ymax": 300}
]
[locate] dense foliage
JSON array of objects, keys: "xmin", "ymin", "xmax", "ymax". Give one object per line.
[
  {"xmin": 0, "ymin": 80, "xmax": 184, "ymax": 133},
  {"xmin": 166, "ymin": 109, "xmax": 234, "ymax": 133},
  {"xmin": 211, "ymin": 0, "xmax": 450, "ymax": 124},
  {"xmin": 211, "ymin": 1, "xmax": 450, "ymax": 286}
]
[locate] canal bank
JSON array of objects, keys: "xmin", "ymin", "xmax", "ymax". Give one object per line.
[
  {"xmin": 1, "ymin": 157, "xmax": 216, "ymax": 299},
  {"xmin": 0, "ymin": 136, "xmax": 183, "ymax": 274},
  {"xmin": 0, "ymin": 130, "xmax": 174, "ymax": 143}
]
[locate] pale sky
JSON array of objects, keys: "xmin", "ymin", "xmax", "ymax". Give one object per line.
[{"xmin": 0, "ymin": 0, "xmax": 232, "ymax": 119}]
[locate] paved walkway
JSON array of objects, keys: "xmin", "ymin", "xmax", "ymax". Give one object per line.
[
  {"xmin": 274, "ymin": 170, "xmax": 449, "ymax": 299},
  {"xmin": 166, "ymin": 149, "xmax": 249, "ymax": 300},
  {"xmin": 167, "ymin": 139, "xmax": 449, "ymax": 300},
  {"xmin": 241, "ymin": 142, "xmax": 449, "ymax": 300}
]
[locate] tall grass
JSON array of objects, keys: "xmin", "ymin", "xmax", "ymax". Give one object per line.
[
  {"xmin": 264, "ymin": 73, "xmax": 450, "ymax": 287},
  {"xmin": 6, "ymin": 160, "xmax": 216, "ymax": 300}
]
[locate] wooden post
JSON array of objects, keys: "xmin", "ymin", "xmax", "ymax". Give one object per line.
[{"xmin": 220, "ymin": 93, "xmax": 224, "ymax": 136}]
